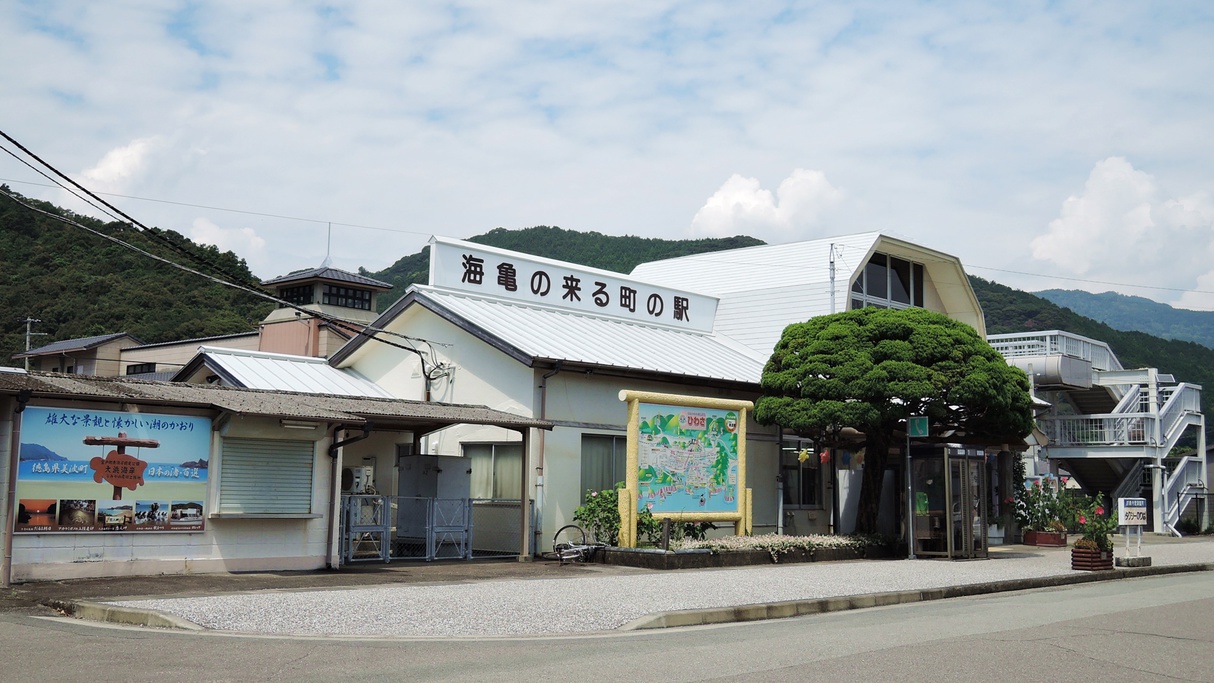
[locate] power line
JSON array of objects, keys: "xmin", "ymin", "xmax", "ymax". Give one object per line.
[
  {"xmin": 0, "ymin": 186, "xmax": 447, "ymax": 359},
  {"xmin": 966, "ymin": 264, "xmax": 1214, "ymax": 296},
  {"xmin": 0, "ymin": 175, "xmax": 433, "ymax": 237}
]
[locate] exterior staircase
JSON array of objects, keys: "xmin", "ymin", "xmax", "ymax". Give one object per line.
[{"xmin": 990, "ymin": 330, "xmax": 1208, "ymax": 535}]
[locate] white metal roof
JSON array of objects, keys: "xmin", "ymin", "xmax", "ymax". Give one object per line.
[
  {"xmin": 412, "ymin": 286, "xmax": 767, "ymax": 384},
  {"xmin": 630, "ymin": 233, "xmax": 881, "ymax": 354},
  {"xmin": 631, "ymin": 232, "xmax": 983, "ymax": 354},
  {"xmin": 183, "ymin": 346, "xmax": 395, "ymax": 397}
]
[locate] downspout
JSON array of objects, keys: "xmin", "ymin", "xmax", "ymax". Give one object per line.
[
  {"xmin": 325, "ymin": 421, "xmax": 374, "ymax": 569},
  {"xmin": 3, "ymin": 389, "xmax": 32, "ymax": 587},
  {"xmin": 535, "ymin": 361, "xmax": 563, "ymax": 552}
]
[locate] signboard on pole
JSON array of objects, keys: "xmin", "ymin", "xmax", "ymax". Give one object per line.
[
  {"xmin": 617, "ymin": 390, "xmax": 753, "ymax": 547},
  {"xmin": 1118, "ymin": 497, "xmax": 1148, "ymax": 526},
  {"xmin": 908, "ymin": 416, "xmax": 929, "ymax": 438}
]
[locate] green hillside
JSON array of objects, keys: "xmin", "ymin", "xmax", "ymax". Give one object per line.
[
  {"xmin": 0, "ymin": 187, "xmax": 272, "ymax": 363},
  {"xmin": 1036, "ymin": 289, "xmax": 1214, "ymax": 349},
  {"xmin": 975, "ymin": 276, "xmax": 1214, "ymax": 438}
]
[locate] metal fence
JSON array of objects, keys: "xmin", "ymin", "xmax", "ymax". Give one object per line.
[{"xmin": 341, "ymin": 495, "xmax": 532, "ymax": 564}]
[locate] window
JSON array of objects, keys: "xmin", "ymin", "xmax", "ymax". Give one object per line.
[
  {"xmin": 280, "ymin": 285, "xmax": 314, "ymax": 306},
  {"xmin": 850, "ymin": 252, "xmax": 926, "ymax": 310},
  {"xmin": 218, "ymin": 438, "xmax": 315, "ymax": 514},
  {"xmin": 464, "ymin": 443, "xmax": 522, "ymax": 499},
  {"xmin": 126, "ymin": 362, "xmax": 156, "ymax": 375},
  {"xmin": 781, "ymin": 438, "xmax": 822, "ymax": 508},
  {"xmin": 581, "ymin": 435, "xmax": 627, "ymax": 495},
  {"xmin": 322, "ymin": 284, "xmax": 372, "ymax": 311}
]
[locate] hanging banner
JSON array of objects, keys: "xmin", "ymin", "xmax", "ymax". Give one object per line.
[{"xmin": 14, "ymin": 406, "xmax": 211, "ymax": 534}]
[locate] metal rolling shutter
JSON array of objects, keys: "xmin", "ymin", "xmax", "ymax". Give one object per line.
[{"xmin": 219, "ymin": 438, "xmax": 315, "ymax": 514}]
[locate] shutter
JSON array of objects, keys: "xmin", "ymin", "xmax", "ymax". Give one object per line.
[{"xmin": 219, "ymin": 438, "xmax": 315, "ymax": 514}]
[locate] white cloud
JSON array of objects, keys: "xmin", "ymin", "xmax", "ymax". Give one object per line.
[
  {"xmin": 80, "ymin": 137, "xmax": 158, "ymax": 193},
  {"xmin": 1030, "ymin": 157, "xmax": 1214, "ymax": 306},
  {"xmin": 189, "ymin": 217, "xmax": 268, "ymax": 268},
  {"xmin": 690, "ymin": 169, "xmax": 845, "ymax": 241}
]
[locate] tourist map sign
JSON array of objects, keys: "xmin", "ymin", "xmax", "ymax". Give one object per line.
[
  {"xmin": 617, "ymin": 390, "xmax": 753, "ymax": 547},
  {"xmin": 636, "ymin": 402, "xmax": 740, "ymax": 515}
]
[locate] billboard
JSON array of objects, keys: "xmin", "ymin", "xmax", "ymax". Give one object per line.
[
  {"xmin": 636, "ymin": 403, "xmax": 741, "ymax": 515},
  {"xmin": 617, "ymin": 390, "xmax": 753, "ymax": 547},
  {"xmin": 14, "ymin": 407, "xmax": 211, "ymax": 534}
]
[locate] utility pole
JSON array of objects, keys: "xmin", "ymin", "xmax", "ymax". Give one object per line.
[{"xmin": 22, "ymin": 317, "xmax": 46, "ymax": 371}]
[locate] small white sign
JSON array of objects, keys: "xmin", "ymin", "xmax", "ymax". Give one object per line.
[{"xmin": 1118, "ymin": 497, "xmax": 1148, "ymax": 526}]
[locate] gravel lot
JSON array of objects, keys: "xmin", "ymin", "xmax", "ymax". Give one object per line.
[{"xmin": 110, "ymin": 541, "xmax": 1214, "ymax": 637}]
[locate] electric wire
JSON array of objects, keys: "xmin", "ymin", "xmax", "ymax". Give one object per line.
[{"xmin": 0, "ymin": 187, "xmax": 448, "ymax": 366}]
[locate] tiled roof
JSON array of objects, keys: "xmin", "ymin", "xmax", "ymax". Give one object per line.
[
  {"xmin": 14, "ymin": 333, "xmax": 142, "ymax": 359},
  {"xmin": 0, "ymin": 369, "xmax": 551, "ymax": 431},
  {"xmin": 261, "ymin": 267, "xmax": 392, "ymax": 290}
]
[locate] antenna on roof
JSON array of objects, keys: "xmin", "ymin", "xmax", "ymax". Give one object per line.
[{"xmin": 320, "ymin": 222, "xmax": 332, "ymax": 268}]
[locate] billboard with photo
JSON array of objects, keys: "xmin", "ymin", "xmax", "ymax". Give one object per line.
[{"xmin": 14, "ymin": 406, "xmax": 211, "ymax": 533}]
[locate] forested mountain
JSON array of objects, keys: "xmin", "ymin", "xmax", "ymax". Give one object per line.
[
  {"xmin": 1035, "ymin": 289, "xmax": 1214, "ymax": 349},
  {"xmin": 363, "ymin": 226, "xmax": 764, "ymax": 293},
  {"xmin": 0, "ymin": 187, "xmax": 272, "ymax": 363},
  {"xmin": 4, "ymin": 187, "xmax": 1212, "ymax": 439},
  {"xmin": 974, "ymin": 276, "xmax": 1214, "ymax": 435}
]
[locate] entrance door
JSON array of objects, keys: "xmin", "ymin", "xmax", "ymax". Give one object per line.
[{"xmin": 947, "ymin": 455, "xmax": 988, "ymax": 559}]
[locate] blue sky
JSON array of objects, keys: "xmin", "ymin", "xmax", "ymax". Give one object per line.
[{"xmin": 2, "ymin": 1, "xmax": 1213, "ymax": 308}]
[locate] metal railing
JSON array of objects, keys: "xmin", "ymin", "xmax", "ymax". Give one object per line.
[
  {"xmin": 340, "ymin": 495, "xmax": 532, "ymax": 564},
  {"xmin": 1162, "ymin": 457, "xmax": 1206, "ymax": 535},
  {"xmin": 1039, "ymin": 413, "xmax": 1152, "ymax": 447},
  {"xmin": 988, "ymin": 330, "xmax": 1123, "ymax": 371}
]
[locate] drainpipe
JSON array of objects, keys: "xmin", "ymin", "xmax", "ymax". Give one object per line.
[
  {"xmin": 325, "ymin": 421, "xmax": 374, "ymax": 569},
  {"xmin": 3, "ymin": 389, "xmax": 32, "ymax": 587},
  {"xmin": 535, "ymin": 361, "xmax": 562, "ymax": 551}
]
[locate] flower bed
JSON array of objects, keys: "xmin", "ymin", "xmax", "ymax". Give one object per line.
[{"xmin": 592, "ymin": 534, "xmax": 893, "ymax": 570}]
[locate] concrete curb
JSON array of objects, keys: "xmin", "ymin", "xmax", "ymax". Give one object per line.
[
  {"xmin": 47, "ymin": 599, "xmax": 205, "ymax": 631},
  {"xmin": 619, "ymin": 562, "xmax": 1214, "ymax": 630}
]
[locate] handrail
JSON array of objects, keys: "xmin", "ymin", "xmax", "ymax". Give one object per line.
[
  {"xmin": 988, "ymin": 330, "xmax": 1123, "ymax": 371},
  {"xmin": 1038, "ymin": 413, "xmax": 1154, "ymax": 447},
  {"xmin": 1112, "ymin": 459, "xmax": 1146, "ymax": 502}
]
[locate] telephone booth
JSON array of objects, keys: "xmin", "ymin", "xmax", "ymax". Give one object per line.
[{"xmin": 910, "ymin": 446, "xmax": 989, "ymax": 559}]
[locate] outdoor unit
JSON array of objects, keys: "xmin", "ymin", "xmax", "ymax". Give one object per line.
[{"xmin": 341, "ymin": 465, "xmax": 374, "ymax": 494}]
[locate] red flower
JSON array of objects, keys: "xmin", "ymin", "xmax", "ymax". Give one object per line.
[
  {"xmin": 1095, "ymin": 506, "xmax": 1105, "ymax": 515},
  {"xmin": 1078, "ymin": 514, "xmax": 1087, "ymax": 525}
]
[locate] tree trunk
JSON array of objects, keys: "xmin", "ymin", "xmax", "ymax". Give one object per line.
[{"xmin": 854, "ymin": 430, "xmax": 890, "ymax": 535}]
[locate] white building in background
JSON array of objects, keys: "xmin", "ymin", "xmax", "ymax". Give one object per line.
[
  {"xmin": 329, "ymin": 233, "xmax": 998, "ymax": 548},
  {"xmin": 990, "ymin": 330, "xmax": 1208, "ymax": 534}
]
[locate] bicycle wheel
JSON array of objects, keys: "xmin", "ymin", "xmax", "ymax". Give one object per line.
[{"xmin": 551, "ymin": 524, "xmax": 588, "ymax": 563}]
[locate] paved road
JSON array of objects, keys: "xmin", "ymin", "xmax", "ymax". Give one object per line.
[{"xmin": 3, "ymin": 571, "xmax": 1213, "ymax": 682}]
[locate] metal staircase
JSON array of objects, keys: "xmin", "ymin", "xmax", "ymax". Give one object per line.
[{"xmin": 989, "ymin": 330, "xmax": 1208, "ymax": 534}]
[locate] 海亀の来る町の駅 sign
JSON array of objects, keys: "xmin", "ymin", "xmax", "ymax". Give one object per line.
[
  {"xmin": 14, "ymin": 407, "xmax": 211, "ymax": 534},
  {"xmin": 428, "ymin": 236, "xmax": 718, "ymax": 332}
]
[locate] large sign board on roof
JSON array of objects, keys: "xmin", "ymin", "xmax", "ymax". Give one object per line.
[{"xmin": 429, "ymin": 236, "xmax": 717, "ymax": 332}]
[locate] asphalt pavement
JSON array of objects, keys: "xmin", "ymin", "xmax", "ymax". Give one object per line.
[{"xmin": 7, "ymin": 535, "xmax": 1214, "ymax": 637}]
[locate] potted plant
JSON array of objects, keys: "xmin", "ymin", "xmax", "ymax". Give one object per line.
[
  {"xmin": 1015, "ymin": 476, "xmax": 1067, "ymax": 546},
  {"xmin": 1071, "ymin": 493, "xmax": 1116, "ymax": 571}
]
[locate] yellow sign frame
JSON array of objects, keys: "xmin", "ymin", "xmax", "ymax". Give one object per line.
[{"xmin": 617, "ymin": 390, "xmax": 753, "ymax": 547}]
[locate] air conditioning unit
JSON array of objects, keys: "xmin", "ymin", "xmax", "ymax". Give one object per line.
[{"xmin": 341, "ymin": 465, "xmax": 374, "ymax": 494}]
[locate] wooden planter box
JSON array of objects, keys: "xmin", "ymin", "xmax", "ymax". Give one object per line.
[
  {"xmin": 1023, "ymin": 530, "xmax": 1067, "ymax": 547},
  {"xmin": 1071, "ymin": 547, "xmax": 1114, "ymax": 571}
]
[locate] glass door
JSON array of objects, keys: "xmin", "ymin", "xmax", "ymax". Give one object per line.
[{"xmin": 947, "ymin": 454, "xmax": 988, "ymax": 559}]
